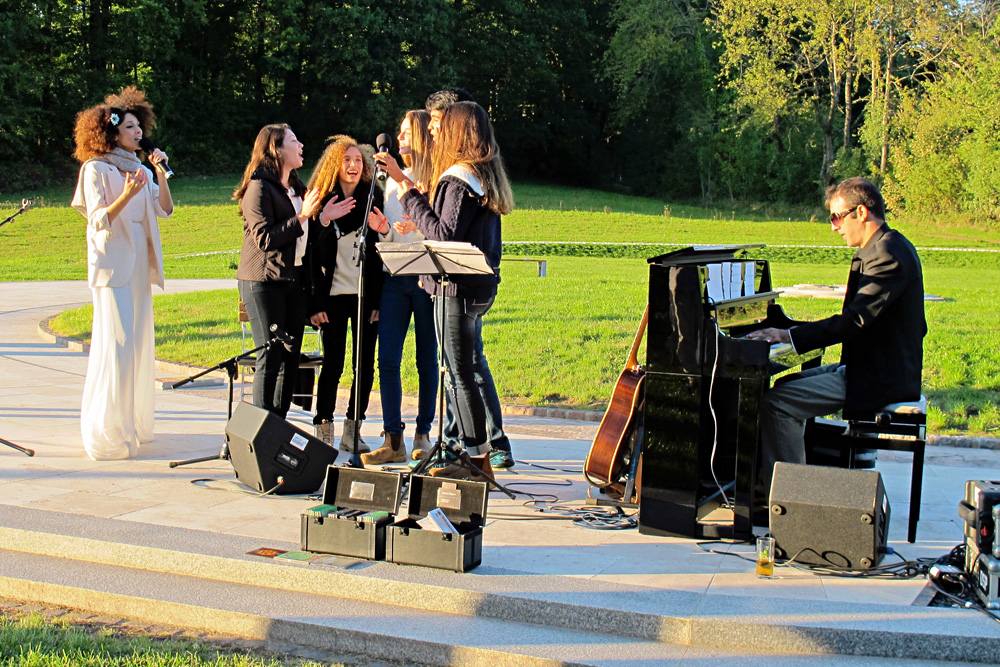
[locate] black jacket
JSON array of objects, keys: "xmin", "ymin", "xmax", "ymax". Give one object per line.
[
  {"xmin": 791, "ymin": 225, "xmax": 926, "ymax": 417},
  {"xmin": 306, "ymin": 180, "xmax": 384, "ymax": 316},
  {"xmin": 400, "ymin": 171, "xmax": 502, "ymax": 300},
  {"xmin": 236, "ymin": 169, "xmax": 305, "ymax": 282}
]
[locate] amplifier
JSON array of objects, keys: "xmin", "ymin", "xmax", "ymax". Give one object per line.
[
  {"xmin": 973, "ymin": 552, "xmax": 1000, "ymax": 610},
  {"xmin": 769, "ymin": 463, "xmax": 890, "ymax": 569}
]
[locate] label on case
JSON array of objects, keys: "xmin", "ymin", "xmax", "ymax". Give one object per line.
[
  {"xmin": 289, "ymin": 433, "xmax": 309, "ymax": 450},
  {"xmin": 437, "ymin": 483, "xmax": 462, "ymax": 511},
  {"xmin": 349, "ymin": 481, "xmax": 375, "ymax": 502}
]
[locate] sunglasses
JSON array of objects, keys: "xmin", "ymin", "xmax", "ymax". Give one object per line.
[{"xmin": 830, "ymin": 205, "xmax": 860, "ymax": 225}]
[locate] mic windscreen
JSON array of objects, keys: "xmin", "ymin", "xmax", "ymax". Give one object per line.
[
  {"xmin": 376, "ymin": 133, "xmax": 392, "ymax": 152},
  {"xmin": 138, "ymin": 137, "xmax": 156, "ymax": 152}
]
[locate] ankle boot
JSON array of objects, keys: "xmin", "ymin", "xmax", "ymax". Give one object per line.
[
  {"xmin": 339, "ymin": 419, "xmax": 370, "ymax": 454},
  {"xmin": 362, "ymin": 432, "xmax": 406, "ymax": 464},
  {"xmin": 411, "ymin": 432, "xmax": 433, "ymax": 460}
]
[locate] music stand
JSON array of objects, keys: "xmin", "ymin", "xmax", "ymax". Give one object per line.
[{"xmin": 376, "ymin": 241, "xmax": 515, "ymax": 499}]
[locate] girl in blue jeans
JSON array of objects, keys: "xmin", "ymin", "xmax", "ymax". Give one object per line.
[
  {"xmin": 363, "ymin": 111, "xmax": 438, "ymax": 464},
  {"xmin": 373, "ymin": 102, "xmax": 514, "ymax": 479}
]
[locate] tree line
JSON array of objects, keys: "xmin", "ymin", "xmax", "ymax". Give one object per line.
[{"xmin": 2, "ymin": 0, "xmax": 999, "ymax": 219}]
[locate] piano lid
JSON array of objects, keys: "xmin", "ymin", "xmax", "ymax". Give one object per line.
[{"xmin": 648, "ymin": 244, "xmax": 765, "ymax": 266}]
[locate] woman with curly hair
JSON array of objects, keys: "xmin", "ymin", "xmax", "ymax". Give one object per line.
[
  {"xmin": 362, "ymin": 110, "xmax": 437, "ymax": 464},
  {"xmin": 71, "ymin": 87, "xmax": 173, "ymax": 460},
  {"xmin": 306, "ymin": 135, "xmax": 384, "ymax": 452},
  {"xmin": 235, "ymin": 124, "xmax": 322, "ymax": 418},
  {"xmin": 375, "ymin": 101, "xmax": 514, "ymax": 479}
]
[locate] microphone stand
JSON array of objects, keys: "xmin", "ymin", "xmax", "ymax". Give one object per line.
[
  {"xmin": 167, "ymin": 334, "xmax": 283, "ymax": 468},
  {"xmin": 0, "ymin": 199, "xmax": 35, "ymax": 455},
  {"xmin": 344, "ymin": 176, "xmax": 381, "ymax": 468},
  {"xmin": 0, "ymin": 198, "xmax": 33, "ymax": 230}
]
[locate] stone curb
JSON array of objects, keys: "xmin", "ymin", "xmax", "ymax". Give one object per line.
[
  {"xmin": 0, "ymin": 578, "xmax": 577, "ymax": 667},
  {"xmin": 2, "ymin": 524, "xmax": 999, "ymax": 664}
]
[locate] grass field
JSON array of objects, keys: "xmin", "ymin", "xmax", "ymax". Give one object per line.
[
  {"xmin": 8, "ymin": 176, "xmax": 1000, "ymax": 436},
  {"xmin": 0, "ymin": 612, "xmax": 328, "ymax": 667}
]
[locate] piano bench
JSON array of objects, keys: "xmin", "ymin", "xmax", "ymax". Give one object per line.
[{"xmin": 805, "ymin": 396, "xmax": 927, "ymax": 543}]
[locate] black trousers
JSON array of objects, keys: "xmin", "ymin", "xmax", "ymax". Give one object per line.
[{"xmin": 313, "ymin": 293, "xmax": 378, "ymax": 424}]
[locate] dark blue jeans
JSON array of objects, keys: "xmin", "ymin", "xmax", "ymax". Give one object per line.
[
  {"xmin": 238, "ymin": 277, "xmax": 306, "ymax": 418},
  {"xmin": 313, "ymin": 293, "xmax": 378, "ymax": 424},
  {"xmin": 378, "ymin": 275, "xmax": 438, "ymax": 435},
  {"xmin": 438, "ymin": 294, "xmax": 508, "ymax": 452}
]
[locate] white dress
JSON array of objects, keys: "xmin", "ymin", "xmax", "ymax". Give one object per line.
[{"xmin": 73, "ymin": 162, "xmax": 167, "ymax": 460}]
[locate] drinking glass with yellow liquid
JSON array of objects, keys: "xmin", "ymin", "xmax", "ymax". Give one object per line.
[{"xmin": 756, "ymin": 536, "xmax": 775, "ymax": 577}]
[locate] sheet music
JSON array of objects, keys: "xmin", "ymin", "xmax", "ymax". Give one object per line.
[{"xmin": 706, "ymin": 263, "xmax": 724, "ymax": 304}]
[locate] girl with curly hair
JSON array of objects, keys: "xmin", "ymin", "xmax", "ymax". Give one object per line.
[
  {"xmin": 235, "ymin": 124, "xmax": 323, "ymax": 418},
  {"xmin": 71, "ymin": 87, "xmax": 173, "ymax": 460},
  {"xmin": 374, "ymin": 101, "xmax": 514, "ymax": 479},
  {"xmin": 305, "ymin": 135, "xmax": 384, "ymax": 452}
]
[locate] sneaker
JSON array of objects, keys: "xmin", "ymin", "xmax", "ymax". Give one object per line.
[
  {"xmin": 361, "ymin": 433, "xmax": 406, "ymax": 464},
  {"xmin": 408, "ymin": 446, "xmax": 458, "ymax": 470},
  {"xmin": 314, "ymin": 420, "xmax": 333, "ymax": 445},
  {"xmin": 339, "ymin": 419, "xmax": 370, "ymax": 454},
  {"xmin": 489, "ymin": 449, "xmax": 515, "ymax": 470}
]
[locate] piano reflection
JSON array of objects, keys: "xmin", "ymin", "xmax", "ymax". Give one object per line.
[{"xmin": 638, "ymin": 244, "xmax": 823, "ymax": 539}]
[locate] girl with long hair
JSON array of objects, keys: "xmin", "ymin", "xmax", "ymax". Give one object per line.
[
  {"xmin": 362, "ymin": 110, "xmax": 438, "ymax": 464},
  {"xmin": 306, "ymin": 135, "xmax": 384, "ymax": 451},
  {"xmin": 235, "ymin": 124, "xmax": 322, "ymax": 418},
  {"xmin": 375, "ymin": 101, "xmax": 513, "ymax": 478}
]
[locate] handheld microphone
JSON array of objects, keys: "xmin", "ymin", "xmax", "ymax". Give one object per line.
[
  {"xmin": 138, "ymin": 137, "xmax": 174, "ymax": 179},
  {"xmin": 375, "ymin": 133, "xmax": 392, "ymax": 181},
  {"xmin": 269, "ymin": 323, "xmax": 295, "ymax": 345}
]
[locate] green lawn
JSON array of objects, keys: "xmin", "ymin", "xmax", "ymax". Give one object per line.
[
  {"xmin": 0, "ymin": 612, "xmax": 327, "ymax": 667},
  {"xmin": 11, "ymin": 176, "xmax": 1000, "ymax": 436}
]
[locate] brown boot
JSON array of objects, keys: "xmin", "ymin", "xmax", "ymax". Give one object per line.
[
  {"xmin": 361, "ymin": 432, "xmax": 406, "ymax": 464},
  {"xmin": 430, "ymin": 450, "xmax": 473, "ymax": 479},
  {"xmin": 468, "ymin": 453, "xmax": 495, "ymax": 484}
]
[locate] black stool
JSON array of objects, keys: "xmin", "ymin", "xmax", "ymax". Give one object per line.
[{"xmin": 805, "ymin": 396, "xmax": 927, "ymax": 543}]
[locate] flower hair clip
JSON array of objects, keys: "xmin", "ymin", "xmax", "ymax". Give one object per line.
[{"xmin": 110, "ymin": 113, "xmax": 120, "ymax": 126}]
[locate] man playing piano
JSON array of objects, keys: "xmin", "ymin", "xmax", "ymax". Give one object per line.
[{"xmin": 746, "ymin": 177, "xmax": 927, "ymax": 493}]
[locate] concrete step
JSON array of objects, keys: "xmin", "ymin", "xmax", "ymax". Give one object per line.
[{"xmin": 0, "ymin": 505, "xmax": 998, "ymax": 665}]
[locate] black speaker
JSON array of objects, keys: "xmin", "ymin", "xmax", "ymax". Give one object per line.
[
  {"xmin": 225, "ymin": 402, "xmax": 337, "ymax": 494},
  {"xmin": 769, "ymin": 462, "xmax": 890, "ymax": 569}
]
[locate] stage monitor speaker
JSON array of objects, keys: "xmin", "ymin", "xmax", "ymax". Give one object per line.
[
  {"xmin": 225, "ymin": 402, "xmax": 337, "ymax": 494},
  {"xmin": 769, "ymin": 462, "xmax": 890, "ymax": 569}
]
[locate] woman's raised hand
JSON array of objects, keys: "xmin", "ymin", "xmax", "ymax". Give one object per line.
[
  {"xmin": 300, "ymin": 188, "xmax": 323, "ymax": 222},
  {"xmin": 367, "ymin": 206, "xmax": 389, "ymax": 234},
  {"xmin": 393, "ymin": 214, "xmax": 417, "ymax": 236},
  {"xmin": 320, "ymin": 195, "xmax": 356, "ymax": 225},
  {"xmin": 374, "ymin": 151, "xmax": 406, "ymax": 183},
  {"xmin": 122, "ymin": 169, "xmax": 148, "ymax": 201}
]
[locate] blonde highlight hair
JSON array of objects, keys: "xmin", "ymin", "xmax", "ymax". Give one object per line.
[
  {"xmin": 307, "ymin": 134, "xmax": 375, "ymax": 195},
  {"xmin": 402, "ymin": 110, "xmax": 433, "ymax": 186},
  {"xmin": 430, "ymin": 102, "xmax": 513, "ymax": 215}
]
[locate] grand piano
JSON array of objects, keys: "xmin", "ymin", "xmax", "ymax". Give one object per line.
[{"xmin": 637, "ymin": 244, "xmax": 822, "ymax": 539}]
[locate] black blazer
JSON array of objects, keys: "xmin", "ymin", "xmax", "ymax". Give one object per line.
[
  {"xmin": 306, "ymin": 180, "xmax": 384, "ymax": 316},
  {"xmin": 236, "ymin": 169, "xmax": 305, "ymax": 282},
  {"xmin": 790, "ymin": 224, "xmax": 927, "ymax": 417}
]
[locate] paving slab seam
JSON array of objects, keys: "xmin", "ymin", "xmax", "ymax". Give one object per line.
[
  {"xmin": 3, "ymin": 525, "xmax": 999, "ymax": 663},
  {"xmin": 0, "ymin": 577, "xmax": 585, "ymax": 667}
]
